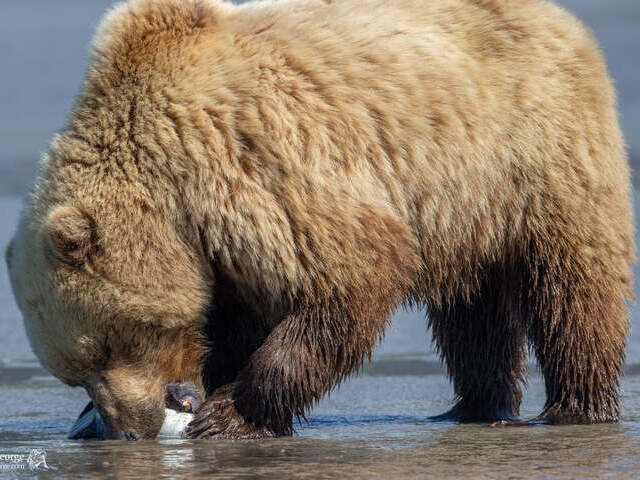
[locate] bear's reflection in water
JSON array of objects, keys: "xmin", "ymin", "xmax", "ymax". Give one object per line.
[{"xmin": 55, "ymin": 421, "xmax": 634, "ymax": 479}]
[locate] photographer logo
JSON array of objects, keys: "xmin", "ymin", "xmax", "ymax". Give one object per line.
[{"xmin": 0, "ymin": 450, "xmax": 49, "ymax": 471}]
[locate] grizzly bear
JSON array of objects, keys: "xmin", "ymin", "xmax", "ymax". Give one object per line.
[{"xmin": 6, "ymin": 0, "xmax": 633, "ymax": 439}]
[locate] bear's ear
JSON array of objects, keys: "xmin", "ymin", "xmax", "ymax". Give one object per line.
[{"xmin": 46, "ymin": 207, "xmax": 93, "ymax": 265}]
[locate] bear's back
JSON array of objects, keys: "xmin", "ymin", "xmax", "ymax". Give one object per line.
[{"xmin": 70, "ymin": 0, "xmax": 626, "ymax": 264}]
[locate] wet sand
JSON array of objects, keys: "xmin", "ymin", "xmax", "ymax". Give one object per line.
[{"xmin": 0, "ymin": 1, "xmax": 639, "ymax": 478}]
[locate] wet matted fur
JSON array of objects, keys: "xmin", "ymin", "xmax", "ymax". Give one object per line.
[{"xmin": 6, "ymin": 0, "xmax": 634, "ymax": 439}]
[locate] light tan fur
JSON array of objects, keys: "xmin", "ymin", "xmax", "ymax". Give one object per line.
[{"xmin": 6, "ymin": 0, "xmax": 633, "ymax": 438}]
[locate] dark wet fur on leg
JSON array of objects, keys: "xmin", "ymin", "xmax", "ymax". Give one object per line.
[
  {"xmin": 524, "ymin": 233, "xmax": 630, "ymax": 424},
  {"xmin": 429, "ymin": 259, "xmax": 528, "ymax": 423}
]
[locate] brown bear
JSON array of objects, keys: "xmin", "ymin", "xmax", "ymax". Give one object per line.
[{"xmin": 5, "ymin": 0, "xmax": 634, "ymax": 439}]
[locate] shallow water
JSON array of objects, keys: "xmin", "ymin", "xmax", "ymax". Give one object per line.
[
  {"xmin": 2, "ymin": 375, "xmax": 640, "ymax": 479},
  {"xmin": 1, "ymin": 0, "xmax": 640, "ymax": 478}
]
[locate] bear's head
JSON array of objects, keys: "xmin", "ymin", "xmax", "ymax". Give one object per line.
[
  {"xmin": 5, "ymin": 0, "xmax": 232, "ymax": 440},
  {"xmin": 5, "ymin": 136, "xmax": 212, "ymax": 439}
]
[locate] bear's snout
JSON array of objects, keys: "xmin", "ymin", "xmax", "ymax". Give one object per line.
[
  {"xmin": 82, "ymin": 372, "xmax": 166, "ymax": 440},
  {"xmin": 70, "ymin": 382, "xmax": 202, "ymax": 440}
]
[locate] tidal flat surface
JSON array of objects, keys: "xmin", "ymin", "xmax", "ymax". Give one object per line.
[{"xmin": 1, "ymin": 0, "xmax": 640, "ymax": 478}]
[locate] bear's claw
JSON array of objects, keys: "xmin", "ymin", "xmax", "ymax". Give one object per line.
[{"xmin": 184, "ymin": 383, "xmax": 274, "ymax": 439}]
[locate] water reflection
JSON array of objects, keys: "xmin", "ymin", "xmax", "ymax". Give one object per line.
[{"xmin": 9, "ymin": 421, "xmax": 633, "ymax": 479}]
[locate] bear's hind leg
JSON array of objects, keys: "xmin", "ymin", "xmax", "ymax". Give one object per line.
[
  {"xmin": 429, "ymin": 264, "xmax": 528, "ymax": 422},
  {"xmin": 527, "ymin": 241, "xmax": 630, "ymax": 424}
]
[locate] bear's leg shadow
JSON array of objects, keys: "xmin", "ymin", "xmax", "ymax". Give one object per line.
[
  {"xmin": 428, "ymin": 262, "xmax": 528, "ymax": 422},
  {"xmin": 201, "ymin": 264, "xmax": 276, "ymax": 394},
  {"xmin": 186, "ymin": 208, "xmax": 420, "ymax": 438}
]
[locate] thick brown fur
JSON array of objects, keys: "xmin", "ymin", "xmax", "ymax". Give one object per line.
[{"xmin": 6, "ymin": 0, "xmax": 634, "ymax": 439}]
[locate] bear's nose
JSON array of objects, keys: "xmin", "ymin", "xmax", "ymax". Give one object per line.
[{"xmin": 124, "ymin": 430, "xmax": 140, "ymax": 441}]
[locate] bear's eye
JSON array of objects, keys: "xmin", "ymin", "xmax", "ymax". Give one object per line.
[
  {"xmin": 98, "ymin": 338, "xmax": 113, "ymax": 369},
  {"xmin": 5, "ymin": 239, "xmax": 13, "ymax": 267},
  {"xmin": 64, "ymin": 379, "xmax": 84, "ymax": 388}
]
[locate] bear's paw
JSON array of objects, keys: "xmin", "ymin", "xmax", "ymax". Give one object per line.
[{"xmin": 185, "ymin": 382, "xmax": 274, "ymax": 439}]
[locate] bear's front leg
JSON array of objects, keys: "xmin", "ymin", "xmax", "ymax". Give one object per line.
[
  {"xmin": 187, "ymin": 301, "xmax": 399, "ymax": 437},
  {"xmin": 186, "ymin": 296, "xmax": 404, "ymax": 439},
  {"xmin": 186, "ymin": 210, "xmax": 419, "ymax": 439}
]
